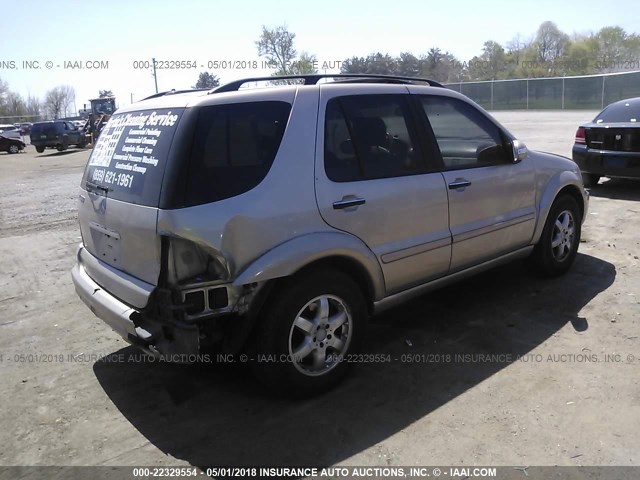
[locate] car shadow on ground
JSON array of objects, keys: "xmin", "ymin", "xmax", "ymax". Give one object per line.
[
  {"xmin": 93, "ymin": 253, "xmax": 615, "ymax": 467},
  {"xmin": 588, "ymin": 178, "xmax": 640, "ymax": 201},
  {"xmin": 34, "ymin": 149, "xmax": 89, "ymax": 158}
]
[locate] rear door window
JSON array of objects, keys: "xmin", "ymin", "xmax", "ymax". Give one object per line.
[
  {"xmin": 324, "ymin": 95, "xmax": 425, "ymax": 182},
  {"xmin": 185, "ymin": 101, "xmax": 291, "ymax": 206},
  {"xmin": 81, "ymin": 108, "xmax": 185, "ymax": 206}
]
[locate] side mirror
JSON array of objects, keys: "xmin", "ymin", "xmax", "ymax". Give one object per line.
[{"xmin": 512, "ymin": 139, "xmax": 528, "ymax": 163}]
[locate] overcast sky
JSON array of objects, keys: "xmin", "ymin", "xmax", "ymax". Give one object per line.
[{"xmin": 2, "ymin": 0, "xmax": 639, "ymax": 112}]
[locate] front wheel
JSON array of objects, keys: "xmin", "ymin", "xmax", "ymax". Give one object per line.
[
  {"xmin": 8, "ymin": 144, "xmax": 20, "ymax": 154},
  {"xmin": 251, "ymin": 269, "xmax": 367, "ymax": 396},
  {"xmin": 35, "ymin": 146, "xmax": 45, "ymax": 153},
  {"xmin": 526, "ymin": 195, "xmax": 581, "ymax": 277}
]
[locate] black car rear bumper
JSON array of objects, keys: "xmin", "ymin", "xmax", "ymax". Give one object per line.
[{"xmin": 573, "ymin": 145, "xmax": 640, "ymax": 179}]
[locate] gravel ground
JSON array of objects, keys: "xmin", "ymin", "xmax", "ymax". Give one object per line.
[{"xmin": 0, "ymin": 111, "xmax": 638, "ymax": 468}]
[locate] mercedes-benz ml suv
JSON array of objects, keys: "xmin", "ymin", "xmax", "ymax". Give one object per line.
[{"xmin": 72, "ymin": 74, "xmax": 589, "ymax": 395}]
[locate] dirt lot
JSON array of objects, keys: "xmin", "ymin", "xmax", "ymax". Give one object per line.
[{"xmin": 0, "ymin": 111, "xmax": 639, "ymax": 468}]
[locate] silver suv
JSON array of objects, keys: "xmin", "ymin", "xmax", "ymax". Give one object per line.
[{"xmin": 72, "ymin": 74, "xmax": 588, "ymax": 395}]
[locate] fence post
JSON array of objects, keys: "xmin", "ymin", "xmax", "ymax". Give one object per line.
[
  {"xmin": 490, "ymin": 80, "xmax": 494, "ymax": 110},
  {"xmin": 601, "ymin": 75, "xmax": 606, "ymax": 109},
  {"xmin": 526, "ymin": 79, "xmax": 529, "ymax": 110},
  {"xmin": 562, "ymin": 77, "xmax": 565, "ymax": 110}
]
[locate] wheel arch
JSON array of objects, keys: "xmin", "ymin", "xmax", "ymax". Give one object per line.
[
  {"xmin": 532, "ymin": 172, "xmax": 587, "ymax": 245},
  {"xmin": 232, "ymin": 232, "xmax": 385, "ymax": 309}
]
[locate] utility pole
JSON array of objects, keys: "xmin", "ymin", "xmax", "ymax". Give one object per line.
[{"xmin": 152, "ymin": 58, "xmax": 158, "ymax": 93}]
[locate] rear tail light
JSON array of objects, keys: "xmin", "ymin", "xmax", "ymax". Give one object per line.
[
  {"xmin": 165, "ymin": 236, "xmax": 229, "ymax": 286},
  {"xmin": 575, "ymin": 127, "xmax": 586, "ymax": 145}
]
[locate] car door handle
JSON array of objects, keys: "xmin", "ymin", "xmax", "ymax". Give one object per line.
[
  {"xmin": 448, "ymin": 179, "xmax": 472, "ymax": 190},
  {"xmin": 333, "ymin": 197, "xmax": 366, "ymax": 209}
]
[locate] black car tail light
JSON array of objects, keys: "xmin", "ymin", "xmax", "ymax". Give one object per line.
[{"xmin": 575, "ymin": 127, "xmax": 586, "ymax": 145}]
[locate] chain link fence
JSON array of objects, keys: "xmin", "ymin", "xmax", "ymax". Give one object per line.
[{"xmin": 445, "ymin": 70, "xmax": 640, "ymax": 110}]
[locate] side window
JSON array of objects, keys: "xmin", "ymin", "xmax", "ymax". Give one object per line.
[
  {"xmin": 324, "ymin": 95, "xmax": 423, "ymax": 182},
  {"xmin": 185, "ymin": 101, "xmax": 291, "ymax": 206},
  {"xmin": 421, "ymin": 96, "xmax": 510, "ymax": 170}
]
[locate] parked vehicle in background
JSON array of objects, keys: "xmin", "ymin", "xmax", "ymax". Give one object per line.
[
  {"xmin": 71, "ymin": 74, "xmax": 589, "ymax": 396},
  {"xmin": 0, "ymin": 135, "xmax": 26, "ymax": 154},
  {"xmin": 573, "ymin": 97, "xmax": 640, "ymax": 186},
  {"xmin": 19, "ymin": 123, "xmax": 33, "ymax": 135},
  {"xmin": 0, "ymin": 125, "xmax": 22, "ymax": 139},
  {"xmin": 30, "ymin": 121, "xmax": 88, "ymax": 153}
]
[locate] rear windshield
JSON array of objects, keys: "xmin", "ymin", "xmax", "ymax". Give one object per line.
[
  {"xmin": 31, "ymin": 123, "xmax": 61, "ymax": 134},
  {"xmin": 81, "ymin": 108, "xmax": 185, "ymax": 206},
  {"xmin": 595, "ymin": 100, "xmax": 640, "ymax": 123},
  {"xmin": 185, "ymin": 101, "xmax": 291, "ymax": 206}
]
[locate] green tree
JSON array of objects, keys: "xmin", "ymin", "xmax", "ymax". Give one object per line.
[
  {"xmin": 396, "ymin": 52, "xmax": 420, "ymax": 77},
  {"xmin": 341, "ymin": 52, "xmax": 397, "ymax": 75},
  {"xmin": 468, "ymin": 41, "xmax": 507, "ymax": 80},
  {"xmin": 256, "ymin": 25, "xmax": 297, "ymax": 75},
  {"xmin": 193, "ymin": 72, "xmax": 220, "ymax": 89},
  {"xmin": 592, "ymin": 26, "xmax": 640, "ymax": 72},
  {"xmin": 256, "ymin": 25, "xmax": 318, "ymax": 80},
  {"xmin": 532, "ymin": 21, "xmax": 570, "ymax": 74},
  {"xmin": 419, "ymin": 48, "xmax": 463, "ymax": 83},
  {"xmin": 289, "ymin": 52, "xmax": 318, "ymax": 74}
]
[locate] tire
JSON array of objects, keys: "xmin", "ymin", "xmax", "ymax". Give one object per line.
[
  {"xmin": 250, "ymin": 269, "xmax": 367, "ymax": 396},
  {"xmin": 35, "ymin": 146, "xmax": 45, "ymax": 153},
  {"xmin": 56, "ymin": 144, "xmax": 66, "ymax": 152},
  {"xmin": 582, "ymin": 173, "xmax": 600, "ymax": 188},
  {"xmin": 526, "ymin": 195, "xmax": 582, "ymax": 277},
  {"xmin": 8, "ymin": 144, "xmax": 19, "ymax": 154}
]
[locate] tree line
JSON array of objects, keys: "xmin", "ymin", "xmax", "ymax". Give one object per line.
[
  {"xmin": 3, "ymin": 20, "xmax": 637, "ymax": 120},
  {"xmin": 196, "ymin": 22, "xmax": 640, "ymax": 87},
  {"xmin": 0, "ymin": 81, "xmax": 77, "ymax": 123},
  {"xmin": 0, "ymin": 84, "xmax": 115, "ymax": 123},
  {"xmin": 202, "ymin": 21, "xmax": 639, "ymax": 85}
]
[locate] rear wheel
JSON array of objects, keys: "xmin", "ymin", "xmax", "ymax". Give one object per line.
[
  {"xmin": 251, "ymin": 269, "xmax": 367, "ymax": 396},
  {"xmin": 8, "ymin": 144, "xmax": 19, "ymax": 154},
  {"xmin": 582, "ymin": 173, "xmax": 600, "ymax": 187},
  {"xmin": 526, "ymin": 195, "xmax": 581, "ymax": 277},
  {"xmin": 35, "ymin": 146, "xmax": 45, "ymax": 153},
  {"xmin": 57, "ymin": 138, "xmax": 69, "ymax": 152}
]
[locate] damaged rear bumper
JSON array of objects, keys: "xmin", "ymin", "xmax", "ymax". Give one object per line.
[
  {"xmin": 71, "ymin": 256, "xmax": 161, "ymax": 356},
  {"xmin": 71, "ymin": 245, "xmax": 258, "ymax": 359}
]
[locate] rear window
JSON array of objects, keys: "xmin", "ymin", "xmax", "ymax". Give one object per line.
[
  {"xmin": 81, "ymin": 108, "xmax": 185, "ymax": 206},
  {"xmin": 32, "ymin": 122, "xmax": 63, "ymax": 134},
  {"xmin": 184, "ymin": 101, "xmax": 291, "ymax": 206},
  {"xmin": 595, "ymin": 100, "xmax": 640, "ymax": 123}
]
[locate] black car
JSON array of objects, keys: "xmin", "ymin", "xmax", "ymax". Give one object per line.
[
  {"xmin": 0, "ymin": 135, "xmax": 26, "ymax": 154},
  {"xmin": 30, "ymin": 120, "xmax": 87, "ymax": 153},
  {"xmin": 573, "ymin": 97, "xmax": 640, "ymax": 187}
]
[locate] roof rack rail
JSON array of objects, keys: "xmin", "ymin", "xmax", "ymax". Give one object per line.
[
  {"xmin": 210, "ymin": 74, "xmax": 444, "ymax": 93},
  {"xmin": 141, "ymin": 88, "xmax": 209, "ymax": 101}
]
